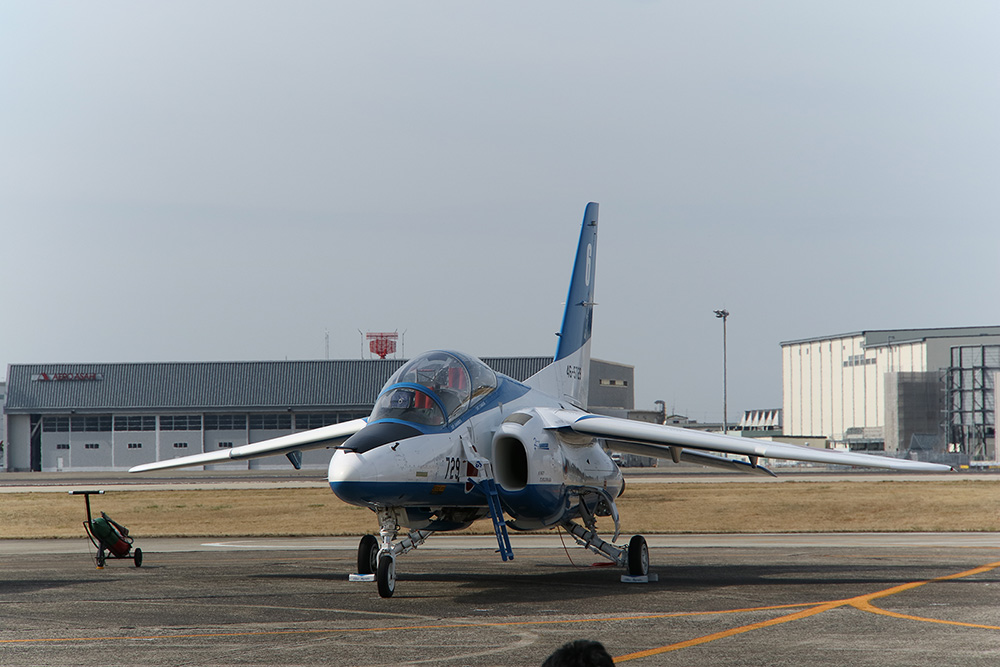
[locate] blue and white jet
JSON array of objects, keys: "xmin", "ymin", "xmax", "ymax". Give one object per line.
[{"xmin": 131, "ymin": 203, "xmax": 952, "ymax": 597}]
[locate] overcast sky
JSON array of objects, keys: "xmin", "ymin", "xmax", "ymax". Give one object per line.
[{"xmin": 2, "ymin": 2, "xmax": 997, "ymax": 422}]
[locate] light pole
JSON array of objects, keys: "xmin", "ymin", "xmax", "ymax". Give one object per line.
[{"xmin": 714, "ymin": 309, "xmax": 729, "ymax": 434}]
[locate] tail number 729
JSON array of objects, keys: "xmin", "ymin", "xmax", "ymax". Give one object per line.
[{"xmin": 444, "ymin": 456, "xmax": 462, "ymax": 481}]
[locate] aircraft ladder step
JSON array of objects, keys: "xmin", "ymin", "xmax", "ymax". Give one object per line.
[{"xmin": 479, "ymin": 477, "xmax": 513, "ymax": 561}]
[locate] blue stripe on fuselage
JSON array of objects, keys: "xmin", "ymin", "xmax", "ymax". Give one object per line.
[
  {"xmin": 330, "ymin": 480, "xmax": 486, "ymax": 507},
  {"xmin": 329, "ymin": 480, "xmax": 568, "ymax": 526}
]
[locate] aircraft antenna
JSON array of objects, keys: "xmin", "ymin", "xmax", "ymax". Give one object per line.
[{"xmin": 362, "ymin": 331, "xmax": 400, "ymax": 360}]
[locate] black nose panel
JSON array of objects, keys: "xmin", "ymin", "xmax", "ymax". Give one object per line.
[{"xmin": 341, "ymin": 421, "xmax": 422, "ymax": 453}]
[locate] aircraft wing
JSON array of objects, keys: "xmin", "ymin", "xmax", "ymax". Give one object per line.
[
  {"xmin": 129, "ymin": 418, "xmax": 367, "ymax": 473},
  {"xmin": 539, "ymin": 409, "xmax": 954, "ymax": 473},
  {"xmin": 606, "ymin": 440, "xmax": 778, "ymax": 476}
]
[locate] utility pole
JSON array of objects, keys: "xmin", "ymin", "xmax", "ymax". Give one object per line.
[{"xmin": 714, "ymin": 309, "xmax": 729, "ymax": 434}]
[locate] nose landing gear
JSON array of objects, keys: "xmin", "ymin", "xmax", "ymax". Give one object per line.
[{"xmin": 352, "ymin": 508, "xmax": 433, "ymax": 598}]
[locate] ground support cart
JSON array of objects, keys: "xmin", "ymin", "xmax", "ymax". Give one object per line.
[{"xmin": 71, "ymin": 490, "xmax": 143, "ymax": 568}]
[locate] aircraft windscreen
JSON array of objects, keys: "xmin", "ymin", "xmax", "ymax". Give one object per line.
[
  {"xmin": 371, "ymin": 386, "xmax": 445, "ymax": 426},
  {"xmin": 371, "ymin": 351, "xmax": 497, "ymax": 425}
]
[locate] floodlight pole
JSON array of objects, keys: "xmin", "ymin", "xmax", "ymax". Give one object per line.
[{"xmin": 714, "ymin": 309, "xmax": 729, "ymax": 435}]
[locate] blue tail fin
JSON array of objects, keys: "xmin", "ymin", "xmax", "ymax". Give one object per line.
[
  {"xmin": 525, "ymin": 203, "xmax": 599, "ymax": 407},
  {"xmin": 556, "ymin": 202, "xmax": 599, "ymax": 362}
]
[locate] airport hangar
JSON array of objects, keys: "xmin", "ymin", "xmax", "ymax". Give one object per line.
[
  {"xmin": 7, "ymin": 324, "xmax": 997, "ymax": 473},
  {"xmin": 1, "ymin": 357, "xmax": 635, "ymax": 472},
  {"xmin": 782, "ymin": 326, "xmax": 1000, "ymax": 465}
]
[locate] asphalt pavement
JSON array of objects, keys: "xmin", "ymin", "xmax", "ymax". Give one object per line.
[{"xmin": 2, "ymin": 534, "xmax": 1000, "ymax": 666}]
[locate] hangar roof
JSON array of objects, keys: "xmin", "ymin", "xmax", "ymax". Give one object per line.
[
  {"xmin": 780, "ymin": 326, "xmax": 1000, "ymax": 348},
  {"xmin": 3, "ymin": 357, "xmax": 552, "ymax": 414}
]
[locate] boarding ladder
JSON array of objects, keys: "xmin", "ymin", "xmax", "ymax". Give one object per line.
[{"xmin": 462, "ymin": 440, "xmax": 514, "ymax": 562}]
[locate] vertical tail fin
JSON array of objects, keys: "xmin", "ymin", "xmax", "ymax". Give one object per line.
[{"xmin": 525, "ymin": 202, "xmax": 599, "ymax": 408}]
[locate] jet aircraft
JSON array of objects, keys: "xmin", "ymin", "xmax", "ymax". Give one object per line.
[{"xmin": 131, "ymin": 203, "xmax": 952, "ymax": 597}]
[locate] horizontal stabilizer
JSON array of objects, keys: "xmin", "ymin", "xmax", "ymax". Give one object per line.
[{"xmin": 129, "ymin": 418, "xmax": 367, "ymax": 473}]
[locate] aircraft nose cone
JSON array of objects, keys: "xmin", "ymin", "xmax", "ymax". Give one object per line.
[
  {"xmin": 328, "ymin": 450, "xmax": 378, "ymax": 505},
  {"xmin": 328, "ymin": 449, "xmax": 373, "ymax": 484},
  {"xmin": 329, "ymin": 422, "xmax": 422, "ymax": 506}
]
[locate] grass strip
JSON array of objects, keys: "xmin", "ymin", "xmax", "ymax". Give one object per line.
[{"xmin": 2, "ymin": 480, "xmax": 997, "ymax": 539}]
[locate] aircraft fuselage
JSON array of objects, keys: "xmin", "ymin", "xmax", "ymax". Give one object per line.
[{"xmin": 328, "ymin": 370, "xmax": 623, "ymax": 532}]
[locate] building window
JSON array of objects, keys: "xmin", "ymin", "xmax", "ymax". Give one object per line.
[
  {"xmin": 71, "ymin": 416, "xmax": 112, "ymax": 432},
  {"xmin": 205, "ymin": 414, "xmax": 247, "ymax": 430},
  {"xmin": 127, "ymin": 443, "xmax": 143, "ymax": 449},
  {"xmin": 114, "ymin": 416, "xmax": 156, "ymax": 431},
  {"xmin": 295, "ymin": 414, "xmax": 339, "ymax": 430},
  {"xmin": 843, "ymin": 354, "xmax": 875, "ymax": 368},
  {"xmin": 218, "ymin": 442, "xmax": 234, "ymax": 448},
  {"xmin": 249, "ymin": 414, "xmax": 292, "ymax": 430},
  {"xmin": 84, "ymin": 443, "xmax": 100, "ymax": 450},
  {"xmin": 160, "ymin": 416, "xmax": 202, "ymax": 431},
  {"xmin": 43, "ymin": 417, "xmax": 70, "ymax": 432},
  {"xmin": 598, "ymin": 379, "xmax": 629, "ymax": 387},
  {"xmin": 173, "ymin": 442, "xmax": 188, "ymax": 449},
  {"xmin": 55, "ymin": 443, "xmax": 70, "ymax": 450}
]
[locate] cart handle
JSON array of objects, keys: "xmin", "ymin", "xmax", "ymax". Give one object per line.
[{"xmin": 70, "ymin": 490, "xmax": 105, "ymax": 524}]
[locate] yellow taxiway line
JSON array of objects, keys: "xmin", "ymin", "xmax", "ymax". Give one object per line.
[{"xmin": 614, "ymin": 559, "xmax": 1000, "ymax": 662}]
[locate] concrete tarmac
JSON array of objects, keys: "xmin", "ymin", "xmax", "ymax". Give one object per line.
[{"xmin": 3, "ymin": 534, "xmax": 1000, "ymax": 666}]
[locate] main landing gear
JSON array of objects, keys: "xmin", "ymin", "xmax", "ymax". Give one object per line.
[
  {"xmin": 560, "ymin": 490, "xmax": 650, "ymax": 578},
  {"xmin": 559, "ymin": 487, "xmax": 651, "ymax": 580},
  {"xmin": 628, "ymin": 534, "xmax": 650, "ymax": 577},
  {"xmin": 561, "ymin": 520, "xmax": 650, "ymax": 578}
]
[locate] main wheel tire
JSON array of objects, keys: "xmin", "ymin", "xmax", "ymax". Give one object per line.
[
  {"xmin": 133, "ymin": 547, "xmax": 143, "ymax": 568},
  {"xmin": 627, "ymin": 535, "xmax": 649, "ymax": 577},
  {"xmin": 357, "ymin": 535, "xmax": 378, "ymax": 575},
  {"xmin": 376, "ymin": 554, "xmax": 396, "ymax": 598}
]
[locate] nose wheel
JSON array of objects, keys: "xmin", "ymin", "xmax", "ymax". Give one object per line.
[
  {"xmin": 357, "ymin": 534, "xmax": 379, "ymax": 575},
  {"xmin": 377, "ymin": 553, "xmax": 396, "ymax": 598}
]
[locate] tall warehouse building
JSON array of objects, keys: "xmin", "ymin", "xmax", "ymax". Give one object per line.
[{"xmin": 781, "ymin": 327, "xmax": 1000, "ymax": 464}]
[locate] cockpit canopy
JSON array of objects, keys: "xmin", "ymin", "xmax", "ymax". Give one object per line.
[{"xmin": 370, "ymin": 351, "xmax": 498, "ymax": 427}]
